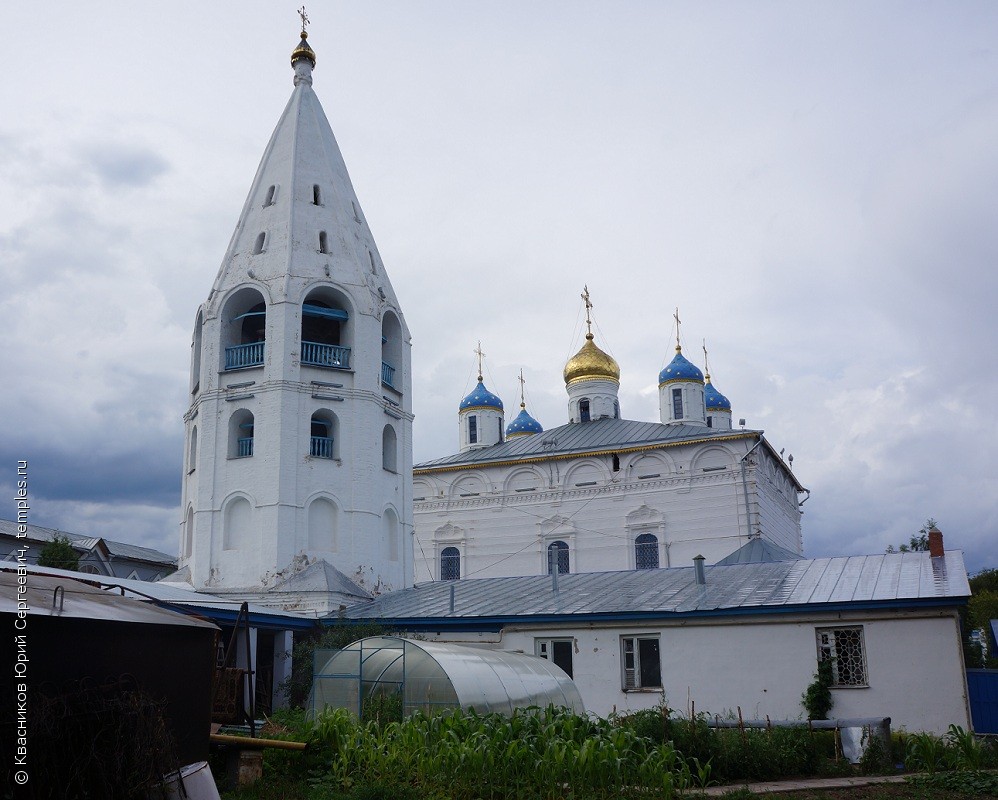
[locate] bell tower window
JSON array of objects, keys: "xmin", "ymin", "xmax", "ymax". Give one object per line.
[
  {"xmin": 222, "ymin": 289, "xmax": 267, "ymax": 370},
  {"xmin": 301, "ymin": 289, "xmax": 351, "ymax": 370}
]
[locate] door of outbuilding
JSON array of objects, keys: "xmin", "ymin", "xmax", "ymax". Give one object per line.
[{"xmin": 967, "ymin": 669, "xmax": 998, "ymax": 734}]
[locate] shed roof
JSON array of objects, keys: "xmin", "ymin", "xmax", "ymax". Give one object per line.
[
  {"xmin": 336, "ymin": 551, "xmax": 969, "ymax": 627},
  {"xmin": 0, "ymin": 571, "xmax": 217, "ymax": 629},
  {"xmin": 0, "ymin": 562, "xmax": 316, "ymax": 631}
]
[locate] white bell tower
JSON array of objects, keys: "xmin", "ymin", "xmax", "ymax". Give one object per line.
[{"xmin": 178, "ymin": 24, "xmax": 414, "ymax": 611}]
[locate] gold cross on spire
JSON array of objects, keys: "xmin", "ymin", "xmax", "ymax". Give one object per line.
[
  {"xmin": 674, "ymin": 307, "xmax": 682, "ymax": 352},
  {"xmin": 581, "ymin": 285, "xmax": 594, "ymax": 338},
  {"xmin": 298, "ymin": 5, "xmax": 310, "ymax": 37},
  {"xmin": 474, "ymin": 341, "xmax": 485, "ymax": 382},
  {"xmin": 518, "ymin": 368, "xmax": 526, "ymax": 408},
  {"xmin": 702, "ymin": 339, "xmax": 711, "ymax": 381}
]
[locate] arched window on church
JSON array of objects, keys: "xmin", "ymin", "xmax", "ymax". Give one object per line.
[
  {"xmin": 579, "ymin": 399, "xmax": 590, "ymax": 423},
  {"xmin": 547, "ymin": 541, "xmax": 569, "ymax": 575},
  {"xmin": 382, "ymin": 425, "xmax": 398, "ymax": 472},
  {"xmin": 671, "ymin": 388, "xmax": 683, "ymax": 420},
  {"xmin": 635, "ymin": 533, "xmax": 659, "ymax": 570},
  {"xmin": 381, "ymin": 311, "xmax": 403, "ymax": 391},
  {"xmin": 229, "ymin": 410, "xmax": 254, "ymax": 458},
  {"xmin": 222, "ymin": 288, "xmax": 267, "ymax": 370},
  {"xmin": 188, "ymin": 426, "xmax": 198, "ymax": 473},
  {"xmin": 301, "ymin": 288, "xmax": 351, "ymax": 369},
  {"xmin": 191, "ymin": 311, "xmax": 203, "ymax": 394},
  {"xmin": 310, "ymin": 412, "xmax": 336, "ymax": 459},
  {"xmin": 440, "ymin": 547, "xmax": 460, "ymax": 581}
]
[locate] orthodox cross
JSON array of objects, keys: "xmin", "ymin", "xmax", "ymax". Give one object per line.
[
  {"xmin": 518, "ymin": 368, "xmax": 527, "ymax": 408},
  {"xmin": 474, "ymin": 341, "xmax": 485, "ymax": 382},
  {"xmin": 702, "ymin": 339, "xmax": 711, "ymax": 380},
  {"xmin": 581, "ymin": 285, "xmax": 594, "ymax": 336},
  {"xmin": 674, "ymin": 307, "xmax": 682, "ymax": 351},
  {"xmin": 298, "ymin": 6, "xmax": 310, "ymax": 36}
]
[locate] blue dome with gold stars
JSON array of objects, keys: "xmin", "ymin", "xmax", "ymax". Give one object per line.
[
  {"xmin": 658, "ymin": 349, "xmax": 704, "ymax": 385},
  {"xmin": 704, "ymin": 380, "xmax": 731, "ymax": 411},
  {"xmin": 460, "ymin": 380, "xmax": 504, "ymax": 412},
  {"xmin": 506, "ymin": 407, "xmax": 543, "ymax": 438}
]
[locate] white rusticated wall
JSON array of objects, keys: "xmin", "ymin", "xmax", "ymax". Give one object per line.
[
  {"xmin": 413, "ymin": 436, "xmax": 803, "ymax": 582},
  {"xmin": 488, "ymin": 610, "xmax": 970, "ymax": 735}
]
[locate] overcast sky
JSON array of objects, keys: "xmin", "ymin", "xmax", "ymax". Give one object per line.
[{"xmin": 1, "ymin": 2, "xmax": 995, "ymax": 574}]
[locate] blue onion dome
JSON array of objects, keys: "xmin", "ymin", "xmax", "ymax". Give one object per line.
[
  {"xmin": 460, "ymin": 380, "xmax": 504, "ymax": 412},
  {"xmin": 506, "ymin": 405, "xmax": 543, "ymax": 438},
  {"xmin": 704, "ymin": 377, "xmax": 731, "ymax": 411},
  {"xmin": 658, "ymin": 346, "xmax": 704, "ymax": 386}
]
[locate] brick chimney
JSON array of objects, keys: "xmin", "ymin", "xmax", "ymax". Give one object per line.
[{"xmin": 928, "ymin": 526, "xmax": 944, "ymax": 558}]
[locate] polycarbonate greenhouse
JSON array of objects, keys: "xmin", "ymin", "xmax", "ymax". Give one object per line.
[{"xmin": 309, "ymin": 636, "xmax": 584, "ymax": 718}]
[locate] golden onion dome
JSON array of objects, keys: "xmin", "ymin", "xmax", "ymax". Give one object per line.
[
  {"xmin": 563, "ymin": 334, "xmax": 620, "ymax": 386},
  {"xmin": 291, "ymin": 32, "xmax": 316, "ymax": 68}
]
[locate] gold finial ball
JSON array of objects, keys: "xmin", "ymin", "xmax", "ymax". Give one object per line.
[{"xmin": 564, "ymin": 334, "xmax": 620, "ymax": 386}]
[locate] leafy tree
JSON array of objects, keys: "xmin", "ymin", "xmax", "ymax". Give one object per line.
[
  {"xmin": 279, "ymin": 621, "xmax": 387, "ymax": 708},
  {"xmin": 37, "ymin": 535, "xmax": 80, "ymax": 571},
  {"xmin": 802, "ymin": 658, "xmax": 834, "ymax": 720},
  {"xmin": 967, "ymin": 569, "xmax": 998, "ymax": 668},
  {"xmin": 885, "ymin": 518, "xmax": 936, "ymax": 553}
]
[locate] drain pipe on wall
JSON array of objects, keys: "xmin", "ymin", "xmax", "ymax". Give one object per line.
[{"xmin": 739, "ymin": 435, "xmax": 764, "ymax": 540}]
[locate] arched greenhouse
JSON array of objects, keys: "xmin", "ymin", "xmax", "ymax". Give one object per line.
[{"xmin": 309, "ymin": 636, "xmax": 584, "ymax": 718}]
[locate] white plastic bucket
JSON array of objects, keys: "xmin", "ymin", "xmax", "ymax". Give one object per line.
[{"xmin": 151, "ymin": 761, "xmax": 221, "ymax": 800}]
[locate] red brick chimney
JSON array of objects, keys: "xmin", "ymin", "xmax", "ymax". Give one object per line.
[{"xmin": 928, "ymin": 526, "xmax": 944, "ymax": 558}]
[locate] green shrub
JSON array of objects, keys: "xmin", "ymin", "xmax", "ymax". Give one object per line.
[{"xmin": 801, "ymin": 658, "xmax": 834, "ymax": 720}]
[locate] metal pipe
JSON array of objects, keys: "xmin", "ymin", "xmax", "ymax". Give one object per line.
[{"xmin": 739, "ymin": 435, "xmax": 763, "ymax": 539}]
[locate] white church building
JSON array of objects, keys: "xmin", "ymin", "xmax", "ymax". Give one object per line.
[
  {"xmin": 176, "ymin": 28, "xmax": 414, "ymax": 615},
  {"xmin": 412, "ymin": 307, "xmax": 805, "ymax": 584},
  {"xmin": 167, "ymin": 23, "xmax": 974, "ymax": 734}
]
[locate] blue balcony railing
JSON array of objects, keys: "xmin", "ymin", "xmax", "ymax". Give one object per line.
[
  {"xmin": 225, "ymin": 341, "xmax": 265, "ymax": 370},
  {"xmin": 301, "ymin": 341, "xmax": 351, "ymax": 369},
  {"xmin": 310, "ymin": 436, "xmax": 334, "ymax": 459},
  {"xmin": 381, "ymin": 361, "xmax": 396, "ymax": 388},
  {"xmin": 237, "ymin": 437, "xmax": 254, "ymax": 458}
]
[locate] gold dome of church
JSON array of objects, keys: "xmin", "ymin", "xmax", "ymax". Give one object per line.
[{"xmin": 564, "ymin": 333, "xmax": 620, "ymax": 386}]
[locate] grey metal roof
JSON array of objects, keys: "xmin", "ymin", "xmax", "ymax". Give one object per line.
[
  {"xmin": 270, "ymin": 559, "xmax": 371, "ymax": 599},
  {"xmin": 0, "ymin": 561, "xmax": 314, "ymax": 627},
  {"xmin": 337, "ymin": 551, "xmax": 970, "ymax": 623},
  {"xmin": 414, "ymin": 418, "xmax": 759, "ymax": 471},
  {"xmin": 715, "ymin": 538, "xmax": 803, "ymax": 565},
  {"xmin": 0, "ymin": 570, "xmax": 217, "ymax": 629},
  {"xmin": 0, "ymin": 518, "xmax": 176, "ymax": 565}
]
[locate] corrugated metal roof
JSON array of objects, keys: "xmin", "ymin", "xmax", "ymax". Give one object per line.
[
  {"xmin": 0, "ymin": 571, "xmax": 217, "ymax": 629},
  {"xmin": 0, "ymin": 562, "xmax": 315, "ymax": 629},
  {"xmin": 715, "ymin": 538, "xmax": 803, "ymax": 565},
  {"xmin": 0, "ymin": 518, "xmax": 176, "ymax": 565},
  {"xmin": 336, "ymin": 551, "xmax": 970, "ymax": 623},
  {"xmin": 414, "ymin": 418, "xmax": 759, "ymax": 471}
]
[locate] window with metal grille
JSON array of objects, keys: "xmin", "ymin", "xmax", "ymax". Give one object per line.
[
  {"xmin": 672, "ymin": 387, "xmax": 683, "ymax": 419},
  {"xmin": 440, "ymin": 547, "xmax": 460, "ymax": 581},
  {"xmin": 621, "ymin": 635, "xmax": 661, "ymax": 690},
  {"xmin": 634, "ymin": 533, "xmax": 659, "ymax": 569},
  {"xmin": 468, "ymin": 415, "xmax": 477, "ymax": 444},
  {"xmin": 535, "ymin": 638, "xmax": 574, "ymax": 678},
  {"xmin": 816, "ymin": 627, "xmax": 868, "ymax": 686},
  {"xmin": 547, "ymin": 541, "xmax": 569, "ymax": 575}
]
